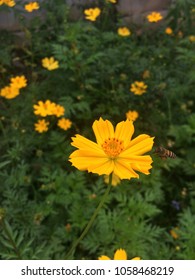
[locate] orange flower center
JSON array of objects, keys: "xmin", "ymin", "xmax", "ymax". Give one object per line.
[{"xmin": 102, "ymin": 138, "xmax": 124, "ymax": 158}]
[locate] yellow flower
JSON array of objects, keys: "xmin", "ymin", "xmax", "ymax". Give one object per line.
[
  {"xmin": 10, "ymin": 75, "xmax": 27, "ymax": 89},
  {"xmin": 104, "ymin": 173, "xmax": 121, "ymax": 186},
  {"xmin": 117, "ymin": 27, "xmax": 131, "ymax": 37},
  {"xmin": 107, "ymin": 0, "xmax": 117, "ymax": 3},
  {"xmin": 57, "ymin": 118, "xmax": 72, "ymax": 130},
  {"xmin": 165, "ymin": 27, "xmax": 173, "ymax": 35},
  {"xmin": 170, "ymin": 227, "xmax": 179, "ymax": 239},
  {"xmin": 24, "ymin": 2, "xmax": 39, "ymax": 12},
  {"xmin": 126, "ymin": 110, "xmax": 139, "ymax": 122},
  {"xmin": 130, "ymin": 81, "xmax": 147, "ymax": 95},
  {"xmin": 189, "ymin": 35, "xmax": 195, "ymax": 42},
  {"xmin": 33, "ymin": 100, "xmax": 57, "ymax": 117},
  {"xmin": 52, "ymin": 104, "xmax": 65, "ymax": 117},
  {"xmin": 42, "ymin": 57, "xmax": 59, "ymax": 71},
  {"xmin": 34, "ymin": 119, "xmax": 49, "ymax": 133},
  {"xmin": 0, "ymin": 86, "xmax": 20, "ymax": 99},
  {"xmin": 98, "ymin": 249, "xmax": 140, "ymax": 260},
  {"xmin": 69, "ymin": 118, "xmax": 154, "ymax": 180},
  {"xmin": 147, "ymin": 12, "xmax": 163, "ymax": 23},
  {"xmin": 84, "ymin": 7, "xmax": 101, "ymax": 22},
  {"xmin": 2, "ymin": 0, "xmax": 15, "ymax": 7}
]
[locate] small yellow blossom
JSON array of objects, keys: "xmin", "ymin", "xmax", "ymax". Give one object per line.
[
  {"xmin": 33, "ymin": 100, "xmax": 57, "ymax": 117},
  {"xmin": 84, "ymin": 7, "xmax": 101, "ymax": 22},
  {"xmin": 165, "ymin": 27, "xmax": 173, "ymax": 35},
  {"xmin": 69, "ymin": 118, "xmax": 154, "ymax": 180},
  {"xmin": 130, "ymin": 81, "xmax": 147, "ymax": 95},
  {"xmin": 1, "ymin": 0, "xmax": 16, "ymax": 7},
  {"xmin": 189, "ymin": 35, "xmax": 195, "ymax": 42},
  {"xmin": 126, "ymin": 110, "xmax": 139, "ymax": 122},
  {"xmin": 0, "ymin": 86, "xmax": 20, "ymax": 99},
  {"xmin": 107, "ymin": 0, "xmax": 117, "ymax": 4},
  {"xmin": 147, "ymin": 12, "xmax": 163, "ymax": 23},
  {"xmin": 98, "ymin": 249, "xmax": 140, "ymax": 260},
  {"xmin": 52, "ymin": 104, "xmax": 65, "ymax": 117},
  {"xmin": 170, "ymin": 227, "xmax": 179, "ymax": 239},
  {"xmin": 117, "ymin": 27, "xmax": 131, "ymax": 37},
  {"xmin": 10, "ymin": 75, "xmax": 27, "ymax": 89},
  {"xmin": 24, "ymin": 2, "xmax": 39, "ymax": 12},
  {"xmin": 104, "ymin": 173, "xmax": 121, "ymax": 186},
  {"xmin": 34, "ymin": 119, "xmax": 49, "ymax": 133},
  {"xmin": 42, "ymin": 57, "xmax": 59, "ymax": 71},
  {"xmin": 57, "ymin": 118, "xmax": 72, "ymax": 131}
]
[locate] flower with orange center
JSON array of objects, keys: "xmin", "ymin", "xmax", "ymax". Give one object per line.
[
  {"xmin": 130, "ymin": 81, "xmax": 147, "ymax": 95},
  {"xmin": 0, "ymin": 86, "xmax": 20, "ymax": 99},
  {"xmin": 98, "ymin": 249, "xmax": 140, "ymax": 260},
  {"xmin": 10, "ymin": 75, "xmax": 27, "ymax": 89},
  {"xmin": 33, "ymin": 100, "xmax": 57, "ymax": 117},
  {"xmin": 52, "ymin": 104, "xmax": 65, "ymax": 117},
  {"xmin": 24, "ymin": 2, "xmax": 39, "ymax": 12},
  {"xmin": 34, "ymin": 119, "xmax": 49, "ymax": 133},
  {"xmin": 117, "ymin": 27, "xmax": 131, "ymax": 37},
  {"xmin": 126, "ymin": 110, "xmax": 139, "ymax": 122},
  {"xmin": 147, "ymin": 12, "xmax": 163, "ymax": 23},
  {"xmin": 57, "ymin": 118, "xmax": 72, "ymax": 131},
  {"xmin": 42, "ymin": 57, "xmax": 59, "ymax": 71},
  {"xmin": 69, "ymin": 118, "xmax": 154, "ymax": 180},
  {"xmin": 84, "ymin": 7, "xmax": 101, "ymax": 21}
]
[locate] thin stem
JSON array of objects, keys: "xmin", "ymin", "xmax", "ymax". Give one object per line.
[{"xmin": 65, "ymin": 175, "xmax": 112, "ymax": 259}]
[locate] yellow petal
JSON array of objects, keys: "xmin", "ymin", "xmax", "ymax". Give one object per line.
[
  {"xmin": 113, "ymin": 159, "xmax": 139, "ymax": 179},
  {"xmin": 114, "ymin": 249, "xmax": 127, "ymax": 260},
  {"xmin": 71, "ymin": 134, "xmax": 103, "ymax": 153},
  {"xmin": 123, "ymin": 135, "xmax": 154, "ymax": 156},
  {"xmin": 88, "ymin": 159, "xmax": 114, "ymax": 175},
  {"xmin": 92, "ymin": 118, "xmax": 114, "ymax": 145},
  {"xmin": 98, "ymin": 255, "xmax": 111, "ymax": 260},
  {"xmin": 131, "ymin": 257, "xmax": 141, "ymax": 260},
  {"xmin": 114, "ymin": 119, "xmax": 134, "ymax": 148}
]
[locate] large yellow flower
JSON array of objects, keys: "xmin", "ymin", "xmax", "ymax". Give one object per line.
[{"xmin": 69, "ymin": 118, "xmax": 154, "ymax": 180}]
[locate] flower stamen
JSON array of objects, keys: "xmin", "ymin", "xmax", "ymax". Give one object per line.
[{"xmin": 102, "ymin": 137, "xmax": 124, "ymax": 158}]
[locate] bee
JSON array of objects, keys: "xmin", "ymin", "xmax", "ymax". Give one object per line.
[{"xmin": 154, "ymin": 146, "xmax": 176, "ymax": 160}]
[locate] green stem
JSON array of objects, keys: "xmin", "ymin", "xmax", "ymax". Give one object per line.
[{"xmin": 65, "ymin": 175, "xmax": 113, "ymax": 259}]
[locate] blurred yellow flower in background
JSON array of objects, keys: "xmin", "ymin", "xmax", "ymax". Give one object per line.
[
  {"xmin": 1, "ymin": 0, "xmax": 15, "ymax": 7},
  {"xmin": 52, "ymin": 104, "xmax": 65, "ymax": 117},
  {"xmin": 130, "ymin": 81, "xmax": 147, "ymax": 95},
  {"xmin": 33, "ymin": 100, "xmax": 57, "ymax": 117},
  {"xmin": 117, "ymin": 27, "xmax": 131, "ymax": 37},
  {"xmin": 107, "ymin": 0, "xmax": 117, "ymax": 3},
  {"xmin": 104, "ymin": 173, "xmax": 121, "ymax": 186},
  {"xmin": 147, "ymin": 12, "xmax": 163, "ymax": 23},
  {"xmin": 42, "ymin": 57, "xmax": 59, "ymax": 71},
  {"xmin": 189, "ymin": 35, "xmax": 195, "ymax": 42},
  {"xmin": 165, "ymin": 27, "xmax": 173, "ymax": 35},
  {"xmin": 24, "ymin": 2, "xmax": 39, "ymax": 12},
  {"xmin": 69, "ymin": 118, "xmax": 154, "ymax": 180},
  {"xmin": 126, "ymin": 110, "xmax": 139, "ymax": 122},
  {"xmin": 0, "ymin": 86, "xmax": 20, "ymax": 99},
  {"xmin": 57, "ymin": 118, "xmax": 72, "ymax": 131},
  {"xmin": 84, "ymin": 7, "xmax": 101, "ymax": 21},
  {"xmin": 34, "ymin": 119, "xmax": 49, "ymax": 133},
  {"xmin": 10, "ymin": 75, "xmax": 27, "ymax": 89}
]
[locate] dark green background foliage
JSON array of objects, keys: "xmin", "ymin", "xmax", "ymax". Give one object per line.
[{"xmin": 0, "ymin": 0, "xmax": 195, "ymax": 259}]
